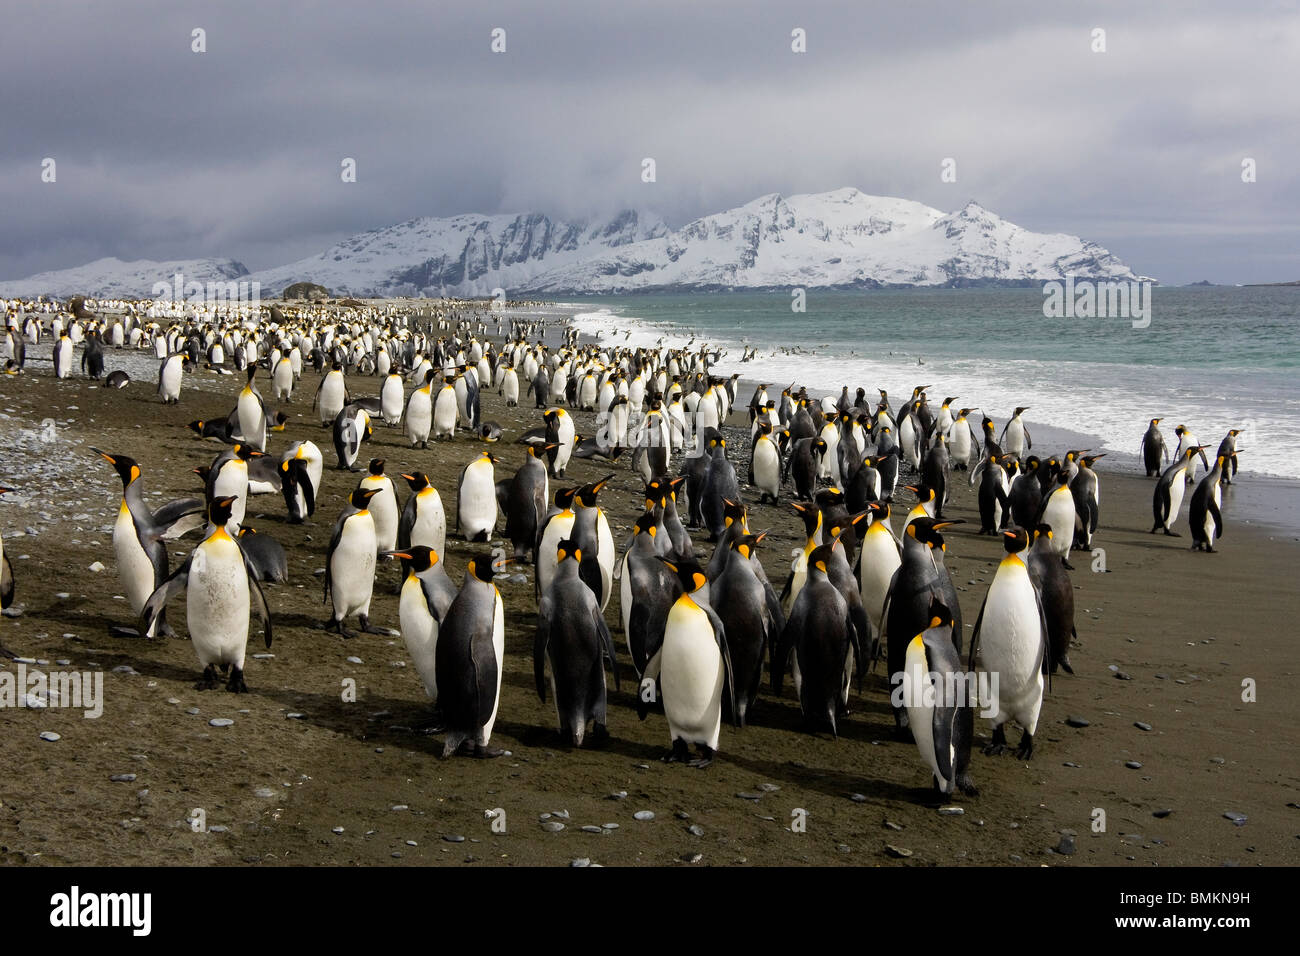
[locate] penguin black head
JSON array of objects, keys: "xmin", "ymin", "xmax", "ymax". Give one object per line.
[
  {"xmin": 233, "ymin": 443, "xmax": 257, "ymax": 462},
  {"xmin": 658, "ymin": 557, "xmax": 708, "ymax": 595},
  {"xmin": 905, "ymin": 483, "xmax": 934, "ymax": 503},
  {"xmin": 577, "ymin": 475, "xmax": 614, "ymax": 507},
  {"xmin": 868, "ymin": 500, "xmax": 890, "ymax": 521},
  {"xmin": 93, "ymin": 448, "xmax": 140, "ymax": 487},
  {"xmin": 814, "ymin": 438, "xmax": 828, "ymax": 455},
  {"xmin": 350, "ymin": 487, "xmax": 380, "ymax": 510},
  {"xmin": 790, "ymin": 501, "xmax": 821, "ymax": 537},
  {"xmin": 634, "ymin": 512, "xmax": 659, "ymax": 538},
  {"xmin": 1150, "ymin": 418, "xmax": 1161, "ymax": 427},
  {"xmin": 1014, "ymin": 406, "xmax": 1029, "ymax": 416},
  {"xmin": 1001, "ymin": 528, "xmax": 1030, "ymax": 553},
  {"xmin": 554, "ymin": 538, "xmax": 581, "ymax": 565},
  {"xmin": 368, "ymin": 458, "xmax": 385, "ymax": 476},
  {"xmin": 554, "ymin": 487, "xmax": 579, "ymax": 511},
  {"xmin": 807, "ymin": 544, "xmax": 835, "ymax": 577},
  {"xmin": 722, "ymin": 498, "xmax": 747, "ymax": 529},
  {"xmin": 467, "ymin": 551, "xmax": 509, "ymax": 583},
  {"xmin": 924, "ymin": 597, "xmax": 954, "ymax": 632},
  {"xmin": 387, "ymin": 545, "xmax": 438, "ymax": 573},
  {"xmin": 246, "ymin": 365, "xmax": 257, "ymax": 383},
  {"xmin": 721, "ymin": 531, "xmax": 764, "ymax": 561},
  {"xmin": 272, "ymin": 412, "xmax": 288, "ymax": 430},
  {"xmin": 1031, "ymin": 523, "xmax": 1054, "ymax": 546},
  {"xmin": 527, "ymin": 442, "xmax": 557, "ymax": 459},
  {"xmin": 1024, "ymin": 455, "xmax": 1041, "ymax": 472},
  {"xmin": 906, "ymin": 516, "xmax": 961, "ymax": 550},
  {"xmin": 401, "ymin": 471, "xmax": 430, "ymax": 492},
  {"xmin": 208, "ymin": 495, "xmax": 238, "ymax": 529},
  {"xmin": 643, "ymin": 479, "xmax": 668, "ymax": 511},
  {"xmin": 1082, "ymin": 453, "xmax": 1106, "ymax": 467}
]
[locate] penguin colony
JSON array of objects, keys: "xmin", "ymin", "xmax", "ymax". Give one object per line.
[{"xmin": 0, "ymin": 294, "xmax": 1248, "ymax": 791}]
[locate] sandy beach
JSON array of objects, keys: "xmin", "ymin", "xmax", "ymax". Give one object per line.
[{"xmin": 0, "ymin": 345, "xmax": 1296, "ymax": 868}]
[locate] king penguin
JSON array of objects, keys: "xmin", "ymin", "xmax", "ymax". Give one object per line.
[
  {"xmin": 969, "ymin": 528, "xmax": 1048, "ymax": 760},
  {"xmin": 637, "ymin": 558, "xmax": 736, "ymax": 767},
  {"xmin": 902, "ymin": 598, "xmax": 977, "ymax": 795},
  {"xmin": 456, "ymin": 451, "xmax": 498, "ymax": 543},
  {"xmin": 1188, "ymin": 454, "xmax": 1226, "ymax": 553},
  {"xmin": 389, "ymin": 545, "xmax": 458, "ymax": 721},
  {"xmin": 436, "ymin": 553, "xmax": 508, "ymax": 758},
  {"xmin": 534, "ymin": 540, "xmax": 620, "ymax": 746},
  {"xmin": 323, "ymin": 487, "xmax": 389, "ymax": 637},
  {"xmin": 141, "ymin": 496, "xmax": 272, "ymax": 692}
]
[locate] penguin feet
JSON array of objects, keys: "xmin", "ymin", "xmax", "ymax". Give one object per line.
[
  {"xmin": 588, "ymin": 723, "xmax": 610, "ymax": 748},
  {"xmin": 956, "ymin": 773, "xmax": 980, "ymax": 797},
  {"xmin": 1059, "ymin": 655, "xmax": 1075, "ymax": 675},
  {"xmin": 983, "ymin": 726, "xmax": 1009, "ymax": 757},
  {"xmin": 1061, "ymin": 559, "xmax": 1075, "ymax": 571},
  {"xmin": 358, "ymin": 615, "xmax": 398, "ymax": 636},
  {"xmin": 473, "ymin": 744, "xmax": 505, "ymax": 759},
  {"xmin": 194, "ymin": 665, "xmax": 221, "ymax": 691},
  {"xmin": 663, "ymin": 738, "xmax": 692, "ymax": 763},
  {"xmin": 687, "ymin": 745, "xmax": 715, "ymax": 769},
  {"xmin": 1163, "ymin": 530, "xmax": 1181, "ymax": 537},
  {"xmin": 1015, "ymin": 731, "xmax": 1035, "ymax": 761},
  {"xmin": 226, "ymin": 667, "xmax": 248, "ymax": 693},
  {"xmin": 319, "ymin": 618, "xmax": 357, "ymax": 639}
]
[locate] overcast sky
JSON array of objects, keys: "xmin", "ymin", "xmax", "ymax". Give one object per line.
[{"xmin": 1, "ymin": 0, "xmax": 1296, "ymax": 285}]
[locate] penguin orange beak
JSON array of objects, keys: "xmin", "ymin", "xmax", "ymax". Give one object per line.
[
  {"xmin": 384, "ymin": 551, "xmax": 413, "ymax": 561},
  {"xmin": 400, "ymin": 474, "xmax": 416, "ymax": 482},
  {"xmin": 92, "ymin": 447, "xmax": 115, "ymax": 464}
]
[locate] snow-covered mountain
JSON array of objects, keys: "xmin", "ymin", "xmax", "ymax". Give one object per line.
[
  {"xmin": 0, "ymin": 257, "xmax": 249, "ymax": 299},
  {"xmin": 0, "ymin": 190, "xmax": 1144, "ymax": 298}
]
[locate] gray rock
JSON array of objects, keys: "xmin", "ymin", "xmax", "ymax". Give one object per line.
[
  {"xmin": 209, "ymin": 718, "xmax": 234, "ymax": 728},
  {"xmin": 581, "ymin": 825, "xmax": 603, "ymax": 834},
  {"xmin": 39, "ymin": 731, "xmax": 61, "ymax": 742},
  {"xmin": 1065, "ymin": 715, "xmax": 1090, "ymax": 728},
  {"xmin": 1152, "ymin": 809, "xmax": 1173, "ymax": 818},
  {"xmin": 540, "ymin": 821, "xmax": 565, "ymax": 832},
  {"xmin": 608, "ymin": 791, "xmax": 628, "ymax": 801},
  {"xmin": 1054, "ymin": 832, "xmax": 1077, "ymax": 855},
  {"xmin": 687, "ymin": 824, "xmax": 705, "ymax": 836},
  {"xmin": 442, "ymin": 834, "xmax": 466, "ymax": 843},
  {"xmin": 937, "ymin": 806, "xmax": 964, "ymax": 816},
  {"xmin": 1223, "ymin": 811, "xmax": 1247, "ymax": 826},
  {"xmin": 1135, "ymin": 721, "xmax": 1152, "ymax": 731},
  {"xmin": 885, "ymin": 844, "xmax": 913, "ymax": 858},
  {"xmin": 1125, "ymin": 761, "xmax": 1142, "ymax": 769},
  {"xmin": 849, "ymin": 793, "xmax": 867, "ymax": 803},
  {"xmin": 633, "ymin": 811, "xmax": 655, "ymax": 821},
  {"xmin": 110, "ymin": 773, "xmax": 137, "ymax": 783},
  {"xmin": 253, "ymin": 787, "xmax": 275, "ymax": 798},
  {"xmin": 185, "ymin": 707, "xmax": 201, "ymax": 716}
]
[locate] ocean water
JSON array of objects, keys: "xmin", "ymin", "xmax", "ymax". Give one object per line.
[{"xmin": 568, "ymin": 287, "xmax": 1300, "ymax": 482}]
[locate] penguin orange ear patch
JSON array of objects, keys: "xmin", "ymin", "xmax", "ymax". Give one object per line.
[{"xmin": 692, "ymin": 572, "xmax": 706, "ymax": 591}]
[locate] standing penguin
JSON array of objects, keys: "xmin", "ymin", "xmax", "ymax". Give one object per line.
[
  {"xmin": 1188, "ymin": 454, "xmax": 1226, "ymax": 553},
  {"xmin": 52, "ymin": 333, "xmax": 74, "ymax": 379},
  {"xmin": 901, "ymin": 598, "xmax": 977, "ymax": 795},
  {"xmin": 1035, "ymin": 469, "xmax": 1077, "ymax": 568},
  {"xmin": 1215, "ymin": 429, "xmax": 1242, "ymax": 484},
  {"xmin": 314, "ymin": 361, "xmax": 348, "ymax": 426},
  {"xmin": 711, "ymin": 533, "xmax": 782, "ymax": 727},
  {"xmin": 750, "ymin": 420, "xmax": 783, "ymax": 503},
  {"xmin": 999, "ymin": 407, "xmax": 1032, "ymax": 459},
  {"xmin": 437, "ymin": 554, "xmax": 508, "ymax": 758},
  {"xmin": 701, "ymin": 435, "xmax": 741, "ymax": 542},
  {"xmin": 157, "ymin": 352, "xmax": 185, "ymax": 404},
  {"xmin": 1026, "ymin": 524, "xmax": 1076, "ymax": 674},
  {"xmin": 1151, "ymin": 446, "xmax": 1204, "ymax": 536},
  {"xmin": 80, "ymin": 330, "xmax": 105, "ymax": 380},
  {"xmin": 882, "ymin": 516, "xmax": 963, "ymax": 734},
  {"xmin": 95, "ymin": 449, "xmax": 205, "ymax": 638},
  {"xmin": 456, "ymin": 451, "xmax": 498, "ymax": 543},
  {"xmin": 390, "ymin": 545, "xmax": 458, "ymax": 720},
  {"xmin": 237, "ymin": 366, "xmax": 268, "ymax": 452},
  {"xmin": 1070, "ymin": 453, "xmax": 1104, "ymax": 552},
  {"xmin": 323, "ymin": 487, "xmax": 386, "ymax": 637},
  {"xmin": 619, "ymin": 512, "xmax": 682, "ymax": 676},
  {"xmin": 406, "ymin": 369, "xmax": 436, "ymax": 447},
  {"xmin": 1141, "ymin": 418, "xmax": 1168, "ymax": 477},
  {"xmin": 534, "ymin": 541, "xmax": 620, "ymax": 746},
  {"xmin": 638, "ymin": 559, "xmax": 735, "ymax": 767},
  {"xmin": 397, "ymin": 472, "xmax": 447, "ymax": 575},
  {"xmin": 969, "ymin": 528, "xmax": 1049, "ymax": 759},
  {"xmin": 773, "ymin": 544, "xmax": 860, "ymax": 738},
  {"xmin": 503, "ymin": 444, "xmax": 551, "ymax": 563},
  {"xmin": 358, "ymin": 459, "xmax": 399, "ymax": 554},
  {"xmin": 141, "ymin": 496, "xmax": 272, "ymax": 691}
]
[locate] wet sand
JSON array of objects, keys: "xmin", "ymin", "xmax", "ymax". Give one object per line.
[{"xmin": 0, "ymin": 347, "xmax": 1296, "ymax": 867}]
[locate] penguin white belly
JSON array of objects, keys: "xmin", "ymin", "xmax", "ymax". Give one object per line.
[
  {"xmin": 948, "ymin": 425, "xmax": 970, "ymax": 462},
  {"xmin": 459, "ymin": 469, "xmax": 497, "ymax": 540},
  {"xmin": 619, "ymin": 560, "xmax": 634, "ymax": 656},
  {"xmin": 364, "ymin": 481, "xmax": 399, "ymax": 552},
  {"xmin": 406, "ymin": 389, "xmax": 432, "ymax": 443},
  {"xmin": 332, "ymin": 516, "xmax": 376, "ymax": 617},
  {"xmin": 1042, "ymin": 490, "xmax": 1073, "ymax": 556},
  {"xmin": 399, "ymin": 578, "xmax": 439, "ymax": 701},
  {"xmin": 188, "ymin": 537, "xmax": 250, "ymax": 669},
  {"xmin": 660, "ymin": 601, "xmax": 725, "ymax": 749},
  {"xmin": 976, "ymin": 567, "xmax": 1044, "ymax": 733},
  {"xmin": 319, "ymin": 377, "xmax": 345, "ymax": 423},
  {"xmin": 859, "ymin": 530, "xmax": 901, "ymax": 634},
  {"xmin": 273, "ymin": 361, "xmax": 294, "ymax": 400},
  {"xmin": 904, "ymin": 638, "xmax": 951, "ymax": 791},
  {"xmin": 754, "ymin": 440, "xmax": 780, "ymax": 496},
  {"xmin": 536, "ymin": 513, "xmax": 576, "ymax": 595},
  {"xmin": 433, "ymin": 389, "xmax": 458, "ymax": 438},
  {"xmin": 114, "ymin": 504, "xmax": 156, "ymax": 614},
  {"xmin": 237, "ymin": 392, "xmax": 265, "ymax": 450},
  {"xmin": 502, "ymin": 370, "xmax": 519, "ymax": 405},
  {"xmin": 786, "ymin": 549, "xmax": 809, "ymax": 612},
  {"xmin": 213, "ymin": 465, "xmax": 248, "ymax": 532},
  {"xmin": 1167, "ymin": 474, "xmax": 1188, "ymax": 527},
  {"xmin": 381, "ymin": 378, "xmax": 405, "ymax": 425},
  {"xmin": 411, "ymin": 490, "xmax": 447, "ymax": 557},
  {"xmin": 479, "ymin": 595, "xmax": 505, "ymax": 745},
  {"xmin": 159, "ymin": 359, "xmax": 182, "ymax": 400},
  {"xmin": 1004, "ymin": 422, "xmax": 1025, "ymax": 458}
]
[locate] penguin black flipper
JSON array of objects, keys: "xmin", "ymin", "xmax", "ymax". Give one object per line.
[
  {"xmin": 141, "ymin": 556, "xmax": 192, "ymax": 637},
  {"xmin": 966, "ymin": 595, "xmax": 988, "ymax": 673},
  {"xmin": 593, "ymin": 604, "xmax": 620, "ymax": 692},
  {"xmin": 702, "ymin": 603, "xmax": 738, "ymax": 728},
  {"xmin": 1209, "ymin": 498, "xmax": 1224, "ymax": 539},
  {"xmin": 323, "ymin": 511, "xmax": 349, "ymax": 604},
  {"xmin": 533, "ymin": 598, "xmax": 552, "ymax": 702},
  {"xmin": 152, "ymin": 497, "xmax": 207, "ymax": 540},
  {"xmin": 1, "ymin": 552, "xmax": 14, "ymax": 609},
  {"xmin": 470, "ymin": 629, "xmax": 500, "ymax": 728},
  {"xmin": 243, "ymin": 551, "xmax": 274, "ymax": 649},
  {"xmin": 848, "ymin": 601, "xmax": 870, "ymax": 692}
]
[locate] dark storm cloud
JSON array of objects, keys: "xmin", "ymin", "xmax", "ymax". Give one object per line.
[{"xmin": 0, "ymin": 0, "xmax": 1295, "ymax": 284}]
